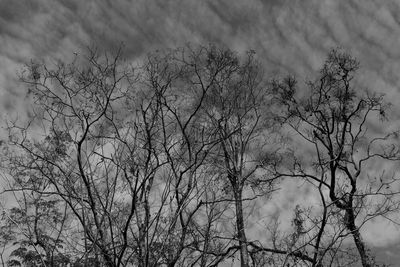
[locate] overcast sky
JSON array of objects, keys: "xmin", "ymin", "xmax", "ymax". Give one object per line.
[{"xmin": 1, "ymin": 0, "xmax": 400, "ymax": 264}]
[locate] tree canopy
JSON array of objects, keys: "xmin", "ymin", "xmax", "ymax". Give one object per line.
[{"xmin": 1, "ymin": 45, "xmax": 399, "ymax": 267}]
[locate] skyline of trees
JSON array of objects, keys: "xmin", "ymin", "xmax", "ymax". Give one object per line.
[{"xmin": 0, "ymin": 44, "xmax": 399, "ymax": 266}]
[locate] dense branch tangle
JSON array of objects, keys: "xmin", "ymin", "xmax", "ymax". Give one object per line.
[
  {"xmin": 1, "ymin": 45, "xmax": 276, "ymax": 267},
  {"xmin": 3, "ymin": 46, "xmax": 220, "ymax": 266},
  {"xmin": 2, "ymin": 46, "xmax": 400, "ymax": 267}
]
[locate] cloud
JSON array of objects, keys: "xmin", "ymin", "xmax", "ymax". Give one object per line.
[
  {"xmin": 2, "ymin": 0, "xmax": 400, "ymax": 89},
  {"xmin": 363, "ymin": 217, "xmax": 400, "ymax": 247}
]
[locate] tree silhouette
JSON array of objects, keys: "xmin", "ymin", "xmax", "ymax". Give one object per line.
[
  {"xmin": 1, "ymin": 45, "xmax": 399, "ymax": 267},
  {"xmin": 272, "ymin": 49, "xmax": 400, "ymax": 267}
]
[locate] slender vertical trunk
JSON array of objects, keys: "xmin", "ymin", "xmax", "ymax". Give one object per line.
[
  {"xmin": 313, "ymin": 185, "xmax": 327, "ymax": 267},
  {"xmin": 138, "ymin": 213, "xmax": 147, "ymax": 267},
  {"xmin": 1, "ymin": 253, "xmax": 5, "ymax": 267},
  {"xmin": 234, "ymin": 189, "xmax": 249, "ymax": 267},
  {"xmin": 200, "ymin": 222, "xmax": 211, "ymax": 267},
  {"xmin": 345, "ymin": 209, "xmax": 371, "ymax": 267}
]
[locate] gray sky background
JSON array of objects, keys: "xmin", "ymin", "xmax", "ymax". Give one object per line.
[{"xmin": 1, "ymin": 0, "xmax": 400, "ymax": 265}]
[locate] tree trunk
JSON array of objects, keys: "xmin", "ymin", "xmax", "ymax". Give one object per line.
[
  {"xmin": 234, "ymin": 189, "xmax": 249, "ymax": 267},
  {"xmin": 345, "ymin": 209, "xmax": 371, "ymax": 267}
]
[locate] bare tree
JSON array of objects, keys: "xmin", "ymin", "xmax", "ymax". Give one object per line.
[
  {"xmin": 3, "ymin": 44, "xmax": 398, "ymax": 267},
  {"xmin": 137, "ymin": 45, "xmax": 228, "ymax": 267},
  {"xmin": 194, "ymin": 46, "xmax": 279, "ymax": 266},
  {"xmin": 3, "ymin": 46, "xmax": 218, "ymax": 266},
  {"xmin": 1, "ymin": 45, "xmax": 246, "ymax": 267},
  {"xmin": 140, "ymin": 45, "xmax": 261, "ymax": 266},
  {"xmin": 272, "ymin": 49, "xmax": 400, "ymax": 267}
]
